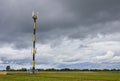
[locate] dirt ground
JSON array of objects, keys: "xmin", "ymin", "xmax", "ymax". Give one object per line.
[{"xmin": 0, "ymin": 71, "xmax": 7, "ymax": 75}]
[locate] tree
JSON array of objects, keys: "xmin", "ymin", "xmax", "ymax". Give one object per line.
[
  {"xmin": 46, "ymin": 68, "xmax": 56, "ymax": 71},
  {"xmin": 61, "ymin": 68, "xmax": 71, "ymax": 71},
  {"xmin": 6, "ymin": 66, "xmax": 10, "ymax": 71}
]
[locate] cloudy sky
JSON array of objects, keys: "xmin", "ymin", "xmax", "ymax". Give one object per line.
[{"xmin": 0, "ymin": 0, "xmax": 120, "ymax": 70}]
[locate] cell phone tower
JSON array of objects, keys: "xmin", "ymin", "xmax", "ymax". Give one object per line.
[{"xmin": 32, "ymin": 11, "xmax": 38, "ymax": 74}]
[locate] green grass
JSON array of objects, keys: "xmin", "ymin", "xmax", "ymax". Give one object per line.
[{"xmin": 0, "ymin": 71, "xmax": 120, "ymax": 81}]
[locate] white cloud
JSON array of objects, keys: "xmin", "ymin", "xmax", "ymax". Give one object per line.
[
  {"xmin": 112, "ymin": 56, "xmax": 120, "ymax": 62},
  {"xmin": 0, "ymin": 45, "xmax": 31, "ymax": 60},
  {"xmin": 94, "ymin": 51, "xmax": 114, "ymax": 61},
  {"xmin": 1, "ymin": 33, "xmax": 120, "ymax": 69},
  {"xmin": 0, "ymin": 60, "xmax": 3, "ymax": 64},
  {"xmin": 94, "ymin": 51, "xmax": 120, "ymax": 62}
]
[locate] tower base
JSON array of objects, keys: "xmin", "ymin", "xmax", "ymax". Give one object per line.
[{"xmin": 27, "ymin": 68, "xmax": 39, "ymax": 74}]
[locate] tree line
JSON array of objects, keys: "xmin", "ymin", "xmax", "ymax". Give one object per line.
[{"xmin": 5, "ymin": 66, "xmax": 120, "ymax": 71}]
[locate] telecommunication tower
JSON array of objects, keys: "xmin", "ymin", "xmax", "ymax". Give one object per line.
[{"xmin": 32, "ymin": 11, "xmax": 38, "ymax": 74}]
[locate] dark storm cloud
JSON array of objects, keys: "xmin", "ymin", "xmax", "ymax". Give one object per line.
[{"xmin": 0, "ymin": 0, "xmax": 120, "ymax": 48}]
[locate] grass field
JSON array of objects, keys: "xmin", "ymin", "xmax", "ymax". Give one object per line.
[{"xmin": 0, "ymin": 71, "xmax": 120, "ymax": 81}]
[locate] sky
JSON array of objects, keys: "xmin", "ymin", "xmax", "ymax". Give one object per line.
[{"xmin": 0, "ymin": 0, "xmax": 120, "ymax": 70}]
